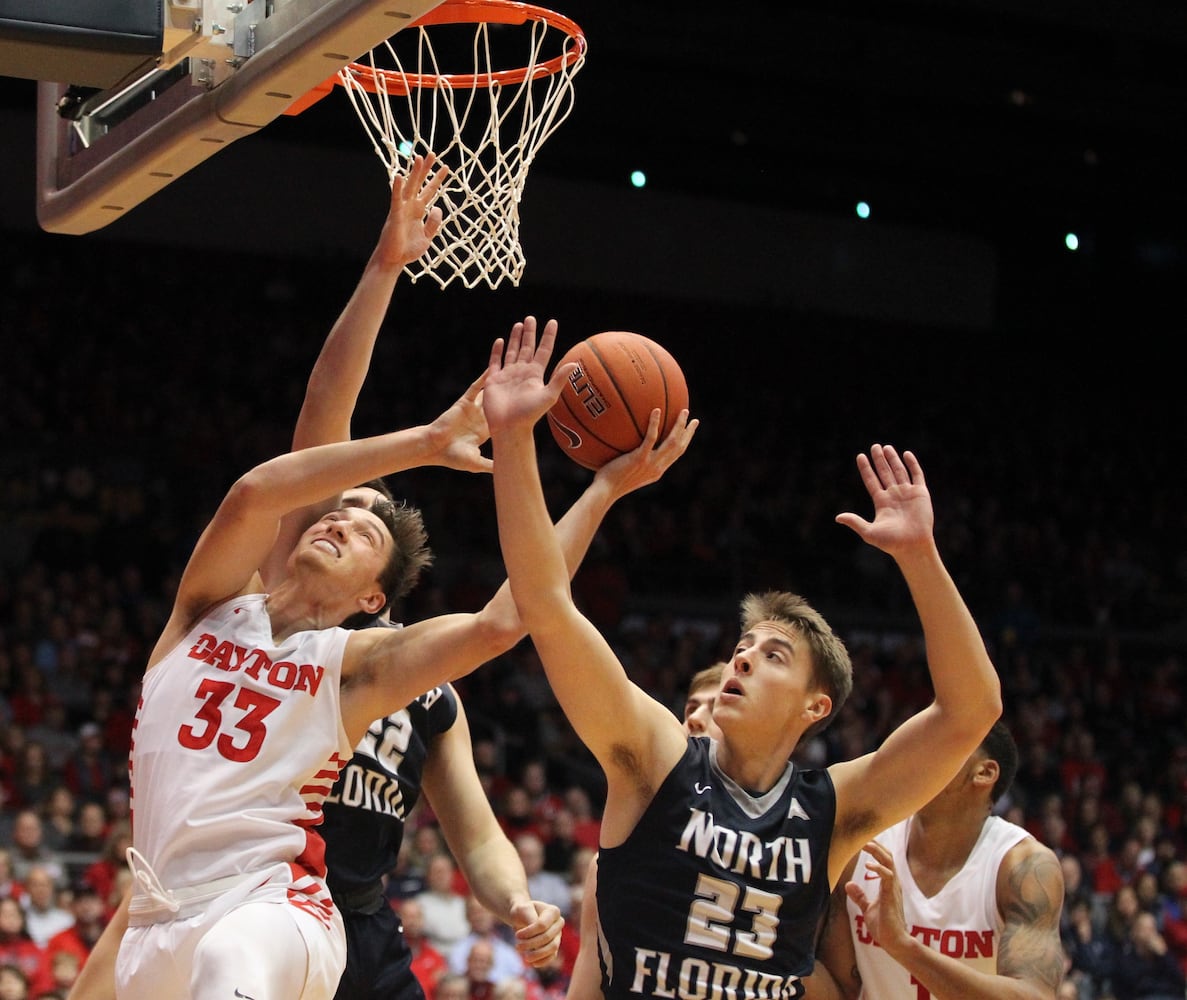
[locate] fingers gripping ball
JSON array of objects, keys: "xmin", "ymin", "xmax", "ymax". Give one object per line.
[{"xmin": 547, "ymin": 331, "xmax": 689, "ymax": 470}]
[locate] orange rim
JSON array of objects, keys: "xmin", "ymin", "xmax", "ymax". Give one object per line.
[{"xmin": 340, "ymin": 0, "xmax": 586, "ymax": 96}]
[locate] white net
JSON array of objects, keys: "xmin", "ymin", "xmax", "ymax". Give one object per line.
[{"xmin": 337, "ymin": 4, "xmax": 586, "ymax": 289}]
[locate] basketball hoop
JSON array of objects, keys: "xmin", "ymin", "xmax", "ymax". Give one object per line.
[{"xmin": 329, "ymin": 0, "xmax": 586, "ymax": 289}]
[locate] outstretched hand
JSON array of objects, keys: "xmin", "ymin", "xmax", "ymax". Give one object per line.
[
  {"xmin": 427, "ymin": 370, "xmax": 493, "ymax": 473},
  {"xmin": 482, "ymin": 316, "xmax": 576, "ymax": 434},
  {"xmin": 835, "ymin": 444, "xmax": 934, "ymax": 559},
  {"xmin": 595, "ymin": 407, "xmax": 699, "ymax": 500},
  {"xmin": 375, "ymin": 154, "xmax": 449, "ymax": 269},
  {"xmin": 844, "ymin": 840, "xmax": 910, "ymax": 957}
]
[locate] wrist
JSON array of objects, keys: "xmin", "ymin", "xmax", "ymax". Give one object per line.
[{"xmin": 881, "ymin": 929, "xmax": 921, "ymax": 966}]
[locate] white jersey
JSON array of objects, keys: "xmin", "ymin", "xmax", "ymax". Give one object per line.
[
  {"xmin": 129, "ymin": 593, "xmax": 354, "ymax": 894},
  {"xmin": 847, "ymin": 815, "xmax": 1030, "ymax": 999}
]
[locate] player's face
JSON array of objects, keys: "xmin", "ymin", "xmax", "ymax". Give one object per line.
[
  {"xmin": 297, "ymin": 506, "xmax": 391, "ymax": 594},
  {"xmin": 683, "ymin": 687, "xmax": 721, "ymax": 739},
  {"xmin": 715, "ymin": 623, "xmax": 828, "ymax": 747}
]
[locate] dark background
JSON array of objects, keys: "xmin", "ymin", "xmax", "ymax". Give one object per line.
[{"xmin": 1, "ymin": 0, "xmax": 1184, "ymax": 627}]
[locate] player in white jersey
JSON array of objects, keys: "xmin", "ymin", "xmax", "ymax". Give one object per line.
[
  {"xmin": 816, "ymin": 720, "xmax": 1066, "ymax": 1000},
  {"xmin": 483, "ymin": 320, "xmax": 1003, "ymax": 999},
  {"xmin": 72, "ymin": 159, "xmax": 694, "ymax": 1000},
  {"xmin": 67, "ymin": 154, "xmax": 693, "ymax": 997}
]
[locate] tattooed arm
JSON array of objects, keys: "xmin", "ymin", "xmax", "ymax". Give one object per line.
[
  {"xmin": 992, "ymin": 840, "xmax": 1067, "ymax": 999},
  {"xmin": 850, "ymin": 837, "xmax": 1065, "ymax": 1000}
]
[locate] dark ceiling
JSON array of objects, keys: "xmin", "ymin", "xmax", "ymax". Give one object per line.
[
  {"xmin": 271, "ymin": 0, "xmax": 1187, "ymax": 280},
  {"xmin": 3, "ymin": 1, "xmax": 1186, "ymax": 291}
]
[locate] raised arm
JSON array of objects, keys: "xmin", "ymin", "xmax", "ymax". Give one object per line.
[
  {"xmin": 482, "ymin": 318, "xmax": 699, "ymax": 843},
  {"xmin": 845, "ymin": 838, "xmax": 1065, "ymax": 1000},
  {"xmin": 339, "ymin": 356, "xmax": 696, "ymax": 741},
  {"xmin": 261, "ymin": 156, "xmax": 447, "ymax": 587},
  {"xmin": 828, "ymin": 445, "xmax": 1002, "ymax": 879},
  {"xmin": 153, "ymin": 377, "xmax": 491, "ymax": 666}
]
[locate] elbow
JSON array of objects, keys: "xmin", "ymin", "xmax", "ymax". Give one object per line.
[
  {"xmin": 472, "ymin": 606, "xmax": 528, "ymax": 662},
  {"xmin": 226, "ymin": 470, "xmax": 271, "ymax": 512},
  {"xmin": 983, "ymin": 670, "xmax": 1004, "ymax": 723}
]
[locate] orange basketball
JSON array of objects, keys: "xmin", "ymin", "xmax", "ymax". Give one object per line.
[{"xmin": 547, "ymin": 331, "xmax": 689, "ymax": 470}]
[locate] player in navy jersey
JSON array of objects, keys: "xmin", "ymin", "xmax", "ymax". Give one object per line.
[
  {"xmin": 568, "ymin": 663, "xmax": 725, "ymax": 1000},
  {"xmin": 483, "ymin": 320, "xmax": 1002, "ymax": 1000}
]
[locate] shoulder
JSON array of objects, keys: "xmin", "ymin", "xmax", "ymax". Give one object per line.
[{"xmin": 996, "ymin": 835, "xmax": 1064, "ymax": 923}]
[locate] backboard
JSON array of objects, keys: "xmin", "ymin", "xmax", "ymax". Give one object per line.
[{"xmin": 30, "ymin": 0, "xmax": 444, "ymax": 235}]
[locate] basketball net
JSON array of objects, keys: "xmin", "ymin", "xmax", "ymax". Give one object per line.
[{"xmin": 337, "ymin": 0, "xmax": 587, "ymax": 289}]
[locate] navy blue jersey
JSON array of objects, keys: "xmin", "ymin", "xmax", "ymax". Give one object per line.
[
  {"xmin": 322, "ymin": 684, "xmax": 459, "ymax": 907},
  {"xmin": 596, "ymin": 737, "xmax": 836, "ymax": 1000}
]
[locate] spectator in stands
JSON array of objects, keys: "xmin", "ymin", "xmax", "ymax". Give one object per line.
[
  {"xmin": 461, "ymin": 938, "xmax": 497, "ymax": 1000},
  {"xmin": 415, "ymin": 853, "xmax": 470, "ymax": 954},
  {"xmin": 512, "ymin": 835, "xmax": 569, "ymax": 920},
  {"xmin": 1062, "ymin": 896, "xmax": 1116, "ymax": 999},
  {"xmin": 17, "ymin": 868, "xmax": 71, "ymax": 949},
  {"xmin": 41, "ymin": 882, "xmax": 104, "ymax": 974},
  {"xmin": 1156, "ymin": 859, "xmax": 1187, "ymax": 975},
  {"xmin": 497, "ymin": 788, "xmax": 542, "ymax": 843},
  {"xmin": 434, "ymin": 972, "xmax": 470, "ymax": 1000},
  {"xmin": 397, "ymin": 896, "xmax": 448, "ymax": 998},
  {"xmin": 519, "ymin": 761, "xmax": 563, "ymax": 830},
  {"xmin": 0, "ymin": 963, "xmax": 31, "ymax": 1000},
  {"xmin": 61, "ymin": 724, "xmax": 113, "ymax": 806},
  {"xmin": 448, "ymin": 896, "xmax": 525, "ymax": 984},
  {"xmin": 1107, "ymin": 884, "xmax": 1143, "ymax": 951},
  {"xmin": 63, "ymin": 802, "xmax": 107, "ymax": 856},
  {"xmin": 39, "ymin": 789, "xmax": 75, "ymax": 854},
  {"xmin": 0, "ymin": 898, "xmax": 48, "ymax": 996},
  {"xmin": 1111, "ymin": 911, "xmax": 1186, "ymax": 1000},
  {"xmin": 9, "ymin": 745, "xmax": 53, "ymax": 816},
  {"xmin": 77, "ymin": 821, "xmax": 128, "ymax": 909},
  {"xmin": 0, "ymin": 854, "xmax": 23, "ymax": 903},
  {"xmin": 560, "ymin": 788, "xmax": 599, "ymax": 851},
  {"xmin": 6, "ymin": 815, "xmax": 63, "ymax": 888}
]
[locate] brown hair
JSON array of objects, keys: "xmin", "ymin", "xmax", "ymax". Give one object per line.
[{"xmin": 739, "ymin": 591, "xmax": 852, "ymax": 743}]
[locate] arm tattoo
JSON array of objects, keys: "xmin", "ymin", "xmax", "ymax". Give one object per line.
[{"xmin": 998, "ymin": 849, "xmax": 1065, "ymax": 991}]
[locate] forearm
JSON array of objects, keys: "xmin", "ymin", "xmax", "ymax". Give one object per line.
[
  {"xmin": 885, "ymin": 936, "xmax": 1052, "ymax": 1000},
  {"xmin": 295, "ymin": 256, "xmax": 401, "ymax": 449},
  {"xmin": 482, "ymin": 465, "xmax": 620, "ymax": 631},
  {"xmin": 895, "ymin": 543, "xmax": 1001, "ymax": 725},
  {"xmin": 491, "ymin": 424, "xmax": 573, "ymax": 632},
  {"xmin": 240, "ymin": 425, "xmax": 443, "ymax": 516},
  {"xmin": 454, "ymin": 830, "xmax": 533, "ymax": 922}
]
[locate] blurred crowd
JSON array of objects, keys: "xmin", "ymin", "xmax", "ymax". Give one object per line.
[{"xmin": 1, "ymin": 231, "xmax": 1184, "ymax": 999}]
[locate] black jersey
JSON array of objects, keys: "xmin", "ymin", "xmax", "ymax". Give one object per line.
[
  {"xmin": 596, "ymin": 737, "xmax": 836, "ymax": 1000},
  {"xmin": 322, "ymin": 684, "xmax": 459, "ymax": 910}
]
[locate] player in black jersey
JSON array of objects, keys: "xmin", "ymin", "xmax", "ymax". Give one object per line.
[
  {"xmin": 568, "ymin": 663, "xmax": 725, "ymax": 1000},
  {"xmin": 483, "ymin": 321, "xmax": 1003, "ymax": 1000}
]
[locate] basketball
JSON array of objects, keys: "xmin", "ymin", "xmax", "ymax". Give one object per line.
[{"xmin": 546, "ymin": 331, "xmax": 689, "ymax": 471}]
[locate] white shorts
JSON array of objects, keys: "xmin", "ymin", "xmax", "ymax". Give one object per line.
[{"xmin": 116, "ymin": 864, "xmax": 347, "ymax": 1000}]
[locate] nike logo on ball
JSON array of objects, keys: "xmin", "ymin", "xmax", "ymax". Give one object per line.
[
  {"xmin": 549, "ymin": 415, "xmax": 583, "ymax": 448},
  {"xmin": 234, "ymin": 990, "xmax": 257, "ymax": 999}
]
